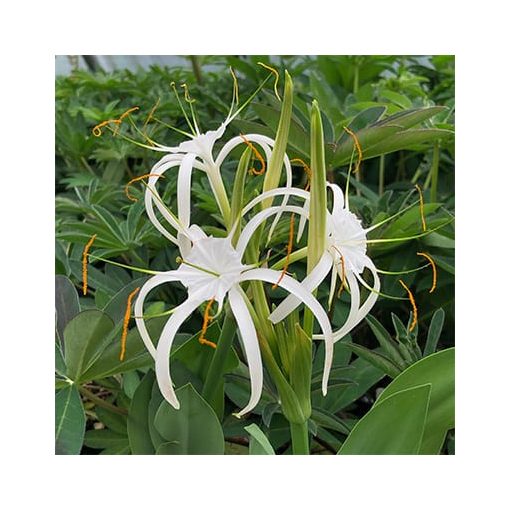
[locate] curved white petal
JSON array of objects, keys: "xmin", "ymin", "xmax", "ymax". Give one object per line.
[
  {"xmin": 215, "ymin": 134, "xmax": 276, "ymax": 168},
  {"xmin": 134, "ymin": 271, "xmax": 182, "ymax": 358},
  {"xmin": 352, "ymin": 262, "xmax": 380, "ymax": 327},
  {"xmin": 228, "ymin": 285, "xmax": 264, "ymax": 417},
  {"xmin": 241, "ymin": 186, "xmax": 309, "ymax": 217},
  {"xmin": 177, "ymin": 153, "xmax": 196, "ymax": 229},
  {"xmin": 236, "ymin": 205, "xmax": 309, "ymax": 256},
  {"xmin": 238, "ymin": 268, "xmax": 333, "ymax": 396},
  {"xmin": 267, "ymin": 155, "xmax": 294, "ymax": 242},
  {"xmin": 268, "ymin": 252, "xmax": 333, "ymax": 323},
  {"xmin": 328, "ymin": 182, "xmax": 345, "ymax": 215},
  {"xmin": 155, "ymin": 298, "xmax": 203, "ymax": 409},
  {"xmin": 327, "ymin": 261, "xmax": 339, "ymax": 309}
]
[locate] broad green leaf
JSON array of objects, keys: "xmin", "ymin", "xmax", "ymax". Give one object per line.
[
  {"xmin": 55, "ymin": 385, "xmax": 85, "ymax": 455},
  {"xmin": 343, "ymin": 342, "xmax": 401, "ymax": 378},
  {"xmin": 336, "ymin": 106, "xmax": 387, "ymax": 144},
  {"xmin": 127, "ymin": 371, "xmax": 156, "ymax": 454},
  {"xmin": 154, "ymin": 384, "xmax": 224, "ymax": 455},
  {"xmin": 55, "ymin": 275, "xmax": 80, "ymax": 343},
  {"xmin": 63, "ymin": 310, "xmax": 115, "ymax": 382},
  {"xmin": 95, "ymin": 406, "xmax": 128, "ymax": 435},
  {"xmin": 245, "ymin": 423, "xmax": 276, "ymax": 455},
  {"xmin": 424, "ymin": 309, "xmax": 445, "ymax": 356},
  {"xmin": 377, "ymin": 348, "xmax": 454, "ymax": 454},
  {"xmin": 338, "ymin": 384, "xmax": 431, "ymax": 455},
  {"xmin": 373, "ymin": 106, "xmax": 446, "ymax": 129},
  {"xmin": 84, "ymin": 429, "xmax": 130, "ymax": 451},
  {"xmin": 102, "ymin": 277, "xmax": 148, "ymax": 324},
  {"xmin": 311, "ymin": 408, "xmax": 351, "ymax": 435}
]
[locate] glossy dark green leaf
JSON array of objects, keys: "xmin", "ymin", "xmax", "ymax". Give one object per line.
[
  {"xmin": 245, "ymin": 423, "xmax": 276, "ymax": 455},
  {"xmin": 338, "ymin": 384, "xmax": 431, "ymax": 455},
  {"xmin": 377, "ymin": 348, "xmax": 454, "ymax": 454},
  {"xmin": 55, "ymin": 385, "xmax": 85, "ymax": 455},
  {"xmin": 127, "ymin": 370, "xmax": 156, "ymax": 454},
  {"xmin": 55, "ymin": 275, "xmax": 80, "ymax": 343},
  {"xmin": 63, "ymin": 310, "xmax": 115, "ymax": 382},
  {"xmin": 154, "ymin": 384, "xmax": 224, "ymax": 455}
]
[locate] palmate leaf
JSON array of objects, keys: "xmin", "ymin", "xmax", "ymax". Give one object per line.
[{"xmin": 55, "ymin": 384, "xmax": 86, "ymax": 455}]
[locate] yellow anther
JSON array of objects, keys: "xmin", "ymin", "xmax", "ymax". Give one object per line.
[
  {"xmin": 240, "ymin": 134, "xmax": 266, "ymax": 175},
  {"xmin": 82, "ymin": 234, "xmax": 97, "ymax": 295},
  {"xmin": 199, "ymin": 299, "xmax": 217, "ymax": 349},
  {"xmin": 125, "ymin": 173, "xmax": 165, "ymax": 202},
  {"xmin": 257, "ymin": 62, "xmax": 281, "ymax": 101},
  {"xmin": 118, "ymin": 106, "xmax": 140, "ymax": 122},
  {"xmin": 181, "ymin": 83, "xmax": 195, "ymax": 103},
  {"xmin": 273, "ymin": 213, "xmax": 295, "ymax": 289},
  {"xmin": 291, "ymin": 158, "xmax": 312, "ymax": 191},
  {"xmin": 143, "ymin": 98, "xmax": 160, "ymax": 129},
  {"xmin": 229, "ymin": 66, "xmax": 239, "ymax": 104},
  {"xmin": 120, "ymin": 287, "xmax": 140, "ymax": 361},
  {"xmin": 415, "ymin": 184, "xmax": 427, "ymax": 231},
  {"xmin": 92, "ymin": 119, "xmax": 121, "ymax": 137},
  {"xmin": 399, "ymin": 279, "xmax": 418, "ymax": 332},
  {"xmin": 417, "ymin": 252, "xmax": 437, "ymax": 293},
  {"xmin": 343, "ymin": 126, "xmax": 363, "ymax": 173}
]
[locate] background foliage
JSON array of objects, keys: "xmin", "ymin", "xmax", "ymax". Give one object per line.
[{"xmin": 55, "ymin": 55, "xmax": 454, "ymax": 455}]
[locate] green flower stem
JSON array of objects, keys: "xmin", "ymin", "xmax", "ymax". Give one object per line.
[
  {"xmin": 430, "ymin": 141, "xmax": 440, "ymax": 203},
  {"xmin": 290, "ymin": 421, "xmax": 309, "ymax": 455},
  {"xmin": 378, "ymin": 154, "xmax": 385, "ymax": 196},
  {"xmin": 78, "ymin": 385, "xmax": 127, "ymax": 416},
  {"xmin": 202, "ymin": 310, "xmax": 238, "ymax": 404}
]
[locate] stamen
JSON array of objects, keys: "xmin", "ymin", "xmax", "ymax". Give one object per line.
[
  {"xmin": 181, "ymin": 83, "xmax": 200, "ymax": 134},
  {"xmin": 82, "ymin": 234, "xmax": 97, "ymax": 295},
  {"xmin": 118, "ymin": 106, "xmax": 140, "ymax": 122},
  {"xmin": 176, "ymin": 257, "xmax": 221, "ymax": 277},
  {"xmin": 415, "ymin": 184, "xmax": 427, "ymax": 231},
  {"xmin": 399, "ymin": 280, "xmax": 418, "ymax": 332},
  {"xmin": 332, "ymin": 247, "xmax": 347, "ymax": 297},
  {"xmin": 272, "ymin": 213, "xmax": 295, "ymax": 289},
  {"xmin": 92, "ymin": 119, "xmax": 121, "ymax": 137},
  {"xmin": 291, "ymin": 158, "xmax": 312, "ymax": 191},
  {"xmin": 229, "ymin": 66, "xmax": 239, "ymax": 105},
  {"xmin": 257, "ymin": 62, "xmax": 281, "ymax": 101},
  {"xmin": 417, "ymin": 252, "xmax": 437, "ymax": 293},
  {"xmin": 125, "ymin": 173, "xmax": 165, "ymax": 202},
  {"xmin": 343, "ymin": 126, "xmax": 363, "ymax": 174},
  {"xmin": 120, "ymin": 287, "xmax": 140, "ymax": 361},
  {"xmin": 170, "ymin": 81, "xmax": 196, "ymax": 135},
  {"xmin": 199, "ymin": 299, "xmax": 217, "ymax": 349},
  {"xmin": 240, "ymin": 134, "xmax": 266, "ymax": 175}
]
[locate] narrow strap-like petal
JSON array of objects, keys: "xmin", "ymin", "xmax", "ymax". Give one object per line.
[
  {"xmin": 134, "ymin": 271, "xmax": 182, "ymax": 358},
  {"xmin": 268, "ymin": 252, "xmax": 332, "ymax": 323},
  {"xmin": 236, "ymin": 205, "xmax": 308, "ymax": 256},
  {"xmin": 177, "ymin": 153, "xmax": 197, "ymax": 229},
  {"xmin": 215, "ymin": 134, "xmax": 275, "ymax": 168},
  {"xmin": 328, "ymin": 182, "xmax": 345, "ymax": 215},
  {"xmin": 238, "ymin": 268, "xmax": 334, "ymax": 396},
  {"xmin": 228, "ymin": 285, "xmax": 264, "ymax": 417},
  {"xmin": 155, "ymin": 298, "xmax": 203, "ymax": 409},
  {"xmin": 241, "ymin": 186, "xmax": 309, "ymax": 217}
]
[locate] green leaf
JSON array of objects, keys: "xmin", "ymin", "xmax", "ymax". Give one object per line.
[
  {"xmin": 377, "ymin": 348, "xmax": 454, "ymax": 454},
  {"xmin": 55, "ymin": 275, "xmax": 80, "ymax": 343},
  {"xmin": 55, "ymin": 385, "xmax": 85, "ymax": 455},
  {"xmin": 245, "ymin": 423, "xmax": 276, "ymax": 455},
  {"xmin": 338, "ymin": 384, "xmax": 431, "ymax": 455},
  {"xmin": 311, "ymin": 408, "xmax": 351, "ymax": 435},
  {"xmin": 343, "ymin": 342, "xmax": 401, "ymax": 378},
  {"xmin": 127, "ymin": 371, "xmax": 156, "ymax": 454},
  {"xmin": 84, "ymin": 429, "xmax": 130, "ymax": 451},
  {"xmin": 424, "ymin": 309, "xmax": 445, "ymax": 356},
  {"xmin": 63, "ymin": 310, "xmax": 115, "ymax": 382},
  {"xmin": 365, "ymin": 315, "xmax": 406, "ymax": 368},
  {"xmin": 154, "ymin": 384, "xmax": 224, "ymax": 455},
  {"xmin": 102, "ymin": 277, "xmax": 148, "ymax": 324},
  {"xmin": 374, "ymin": 106, "xmax": 446, "ymax": 130}
]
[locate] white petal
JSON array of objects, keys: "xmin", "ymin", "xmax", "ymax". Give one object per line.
[
  {"xmin": 238, "ymin": 268, "xmax": 334, "ymax": 396},
  {"xmin": 215, "ymin": 134, "xmax": 276, "ymax": 168},
  {"xmin": 177, "ymin": 153, "xmax": 196, "ymax": 229},
  {"xmin": 328, "ymin": 182, "xmax": 345, "ymax": 215},
  {"xmin": 134, "ymin": 271, "xmax": 182, "ymax": 359},
  {"xmin": 228, "ymin": 285, "xmax": 264, "ymax": 417},
  {"xmin": 352, "ymin": 262, "xmax": 380, "ymax": 326},
  {"xmin": 155, "ymin": 298, "xmax": 203, "ymax": 409},
  {"xmin": 241, "ymin": 186, "xmax": 309, "ymax": 217},
  {"xmin": 329, "ymin": 270, "xmax": 361, "ymax": 343},
  {"xmin": 268, "ymin": 252, "xmax": 332, "ymax": 323},
  {"xmin": 267, "ymin": 155, "xmax": 294, "ymax": 241},
  {"xmin": 235, "ymin": 205, "xmax": 308, "ymax": 256}
]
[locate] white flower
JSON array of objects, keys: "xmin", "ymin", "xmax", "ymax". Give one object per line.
[
  {"xmin": 134, "ymin": 203, "xmax": 334, "ymax": 417},
  {"xmin": 269, "ymin": 182, "xmax": 381, "ymax": 343}
]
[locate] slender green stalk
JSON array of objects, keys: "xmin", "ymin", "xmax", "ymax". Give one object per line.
[
  {"xmin": 79, "ymin": 386, "xmax": 127, "ymax": 416},
  {"xmin": 202, "ymin": 311, "xmax": 238, "ymax": 404},
  {"xmin": 430, "ymin": 142, "xmax": 440, "ymax": 203},
  {"xmin": 378, "ymin": 154, "xmax": 385, "ymax": 196},
  {"xmin": 290, "ymin": 421, "xmax": 310, "ymax": 455},
  {"xmin": 189, "ymin": 55, "xmax": 203, "ymax": 85}
]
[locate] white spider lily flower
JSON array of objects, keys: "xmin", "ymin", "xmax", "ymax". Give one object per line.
[
  {"xmin": 134, "ymin": 203, "xmax": 333, "ymax": 417},
  {"xmin": 269, "ymin": 182, "xmax": 381, "ymax": 343}
]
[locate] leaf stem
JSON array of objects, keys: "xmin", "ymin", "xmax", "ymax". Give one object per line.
[{"xmin": 79, "ymin": 386, "xmax": 127, "ymax": 416}]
